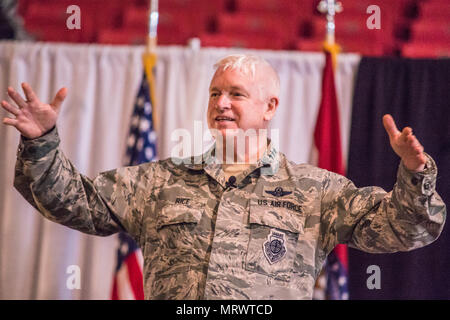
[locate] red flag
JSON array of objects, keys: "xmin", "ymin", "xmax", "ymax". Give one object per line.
[
  {"xmin": 314, "ymin": 51, "xmax": 349, "ymax": 299},
  {"xmin": 314, "ymin": 52, "xmax": 345, "ymax": 176},
  {"xmin": 111, "ymin": 233, "xmax": 144, "ymax": 300}
]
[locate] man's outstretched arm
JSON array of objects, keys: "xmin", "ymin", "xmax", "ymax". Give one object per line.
[
  {"xmin": 320, "ymin": 115, "xmax": 446, "ymax": 254},
  {"xmin": 2, "ymin": 83, "xmax": 151, "ymax": 241}
]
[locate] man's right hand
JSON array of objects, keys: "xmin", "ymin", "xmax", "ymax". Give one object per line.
[{"xmin": 1, "ymin": 83, "xmax": 67, "ymax": 139}]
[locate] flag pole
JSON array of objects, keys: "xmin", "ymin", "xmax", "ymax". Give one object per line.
[
  {"xmin": 317, "ymin": 0, "xmax": 343, "ymax": 68},
  {"xmin": 143, "ymin": 0, "xmax": 159, "ymax": 131},
  {"xmin": 147, "ymin": 0, "xmax": 158, "ymax": 54}
]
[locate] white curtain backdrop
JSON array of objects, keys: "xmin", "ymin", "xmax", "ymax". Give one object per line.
[{"xmin": 0, "ymin": 40, "xmax": 360, "ymax": 299}]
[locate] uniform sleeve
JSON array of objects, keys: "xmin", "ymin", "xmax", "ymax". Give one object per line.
[
  {"xmin": 319, "ymin": 154, "xmax": 447, "ymax": 254},
  {"xmin": 13, "ymin": 126, "xmax": 155, "ymax": 242}
]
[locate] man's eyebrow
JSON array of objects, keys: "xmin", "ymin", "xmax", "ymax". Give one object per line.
[
  {"xmin": 230, "ymin": 85, "xmax": 248, "ymax": 93},
  {"xmin": 209, "ymin": 85, "xmax": 250, "ymax": 95}
]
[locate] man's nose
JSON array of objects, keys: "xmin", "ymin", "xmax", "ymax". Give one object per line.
[{"xmin": 216, "ymin": 94, "xmax": 231, "ymax": 110}]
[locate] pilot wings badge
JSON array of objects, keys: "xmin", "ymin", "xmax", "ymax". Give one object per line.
[
  {"xmin": 263, "ymin": 230, "xmax": 287, "ymax": 264},
  {"xmin": 265, "ymin": 187, "xmax": 292, "ymax": 197}
]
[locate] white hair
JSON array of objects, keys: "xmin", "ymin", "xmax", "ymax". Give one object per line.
[{"xmin": 213, "ymin": 54, "xmax": 280, "ymax": 98}]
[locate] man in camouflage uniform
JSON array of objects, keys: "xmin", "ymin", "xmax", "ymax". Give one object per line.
[{"xmin": 1, "ymin": 54, "xmax": 446, "ymax": 299}]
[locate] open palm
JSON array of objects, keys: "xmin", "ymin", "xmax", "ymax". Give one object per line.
[
  {"xmin": 1, "ymin": 83, "xmax": 67, "ymax": 139},
  {"xmin": 383, "ymin": 114, "xmax": 427, "ymax": 172}
]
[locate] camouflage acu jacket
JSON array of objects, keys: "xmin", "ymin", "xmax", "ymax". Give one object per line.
[{"xmin": 14, "ymin": 127, "xmax": 446, "ymax": 299}]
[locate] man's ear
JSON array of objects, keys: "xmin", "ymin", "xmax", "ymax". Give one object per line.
[{"xmin": 263, "ymin": 97, "xmax": 279, "ymax": 121}]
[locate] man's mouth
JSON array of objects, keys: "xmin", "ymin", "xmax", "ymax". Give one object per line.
[{"xmin": 215, "ymin": 116, "xmax": 235, "ymax": 122}]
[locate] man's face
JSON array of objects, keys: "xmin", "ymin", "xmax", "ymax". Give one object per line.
[{"xmin": 207, "ymin": 68, "xmax": 271, "ymax": 138}]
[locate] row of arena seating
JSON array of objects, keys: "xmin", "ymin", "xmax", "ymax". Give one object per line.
[
  {"xmin": 18, "ymin": 0, "xmax": 450, "ymax": 57},
  {"xmin": 402, "ymin": 0, "xmax": 450, "ymax": 57}
]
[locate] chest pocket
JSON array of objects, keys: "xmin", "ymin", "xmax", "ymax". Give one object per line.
[
  {"xmin": 245, "ymin": 198, "xmax": 305, "ymax": 282},
  {"xmin": 155, "ymin": 201, "xmax": 204, "ymax": 276},
  {"xmin": 157, "ymin": 205, "xmax": 202, "ymax": 230}
]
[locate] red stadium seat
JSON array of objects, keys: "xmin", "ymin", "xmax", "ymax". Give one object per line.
[
  {"xmin": 157, "ymin": 30, "xmax": 190, "ymax": 45},
  {"xmin": 295, "ymin": 39, "xmax": 323, "ymax": 52},
  {"xmin": 410, "ymin": 20, "xmax": 450, "ymax": 43},
  {"xmin": 130, "ymin": 0, "xmax": 226, "ymax": 35},
  {"xmin": 338, "ymin": 38, "xmax": 384, "ymax": 56},
  {"xmin": 123, "ymin": 6, "xmax": 153, "ymax": 30},
  {"xmin": 131, "ymin": 0, "xmax": 222, "ymax": 11},
  {"xmin": 235, "ymin": 0, "xmax": 314, "ymax": 16},
  {"xmin": 215, "ymin": 13, "xmax": 298, "ymax": 43},
  {"xmin": 91, "ymin": 1, "xmax": 123, "ymax": 30},
  {"xmin": 402, "ymin": 41, "xmax": 450, "ymax": 58},
  {"xmin": 419, "ymin": 0, "xmax": 450, "ymax": 19},
  {"xmin": 98, "ymin": 26, "xmax": 190, "ymax": 46},
  {"xmin": 24, "ymin": 2, "xmax": 70, "ymax": 25},
  {"xmin": 123, "ymin": 5, "xmax": 208, "ymax": 40},
  {"xmin": 97, "ymin": 28, "xmax": 146, "ymax": 45},
  {"xmin": 158, "ymin": 10, "xmax": 194, "ymax": 36},
  {"xmin": 18, "ymin": 0, "xmax": 31, "ymax": 17},
  {"xmin": 199, "ymin": 32, "xmax": 285, "ymax": 50},
  {"xmin": 157, "ymin": 0, "xmax": 227, "ymax": 12}
]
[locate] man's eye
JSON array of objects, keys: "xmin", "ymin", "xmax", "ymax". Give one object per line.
[
  {"xmin": 210, "ymin": 93, "xmax": 219, "ymax": 98},
  {"xmin": 232, "ymin": 92, "xmax": 243, "ymax": 97}
]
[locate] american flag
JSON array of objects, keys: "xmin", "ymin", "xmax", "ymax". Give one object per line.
[
  {"xmin": 111, "ymin": 70, "xmax": 157, "ymax": 300},
  {"xmin": 324, "ymin": 247, "xmax": 349, "ymax": 300},
  {"xmin": 111, "ymin": 233, "xmax": 144, "ymax": 300},
  {"xmin": 125, "ymin": 71, "xmax": 158, "ymax": 166}
]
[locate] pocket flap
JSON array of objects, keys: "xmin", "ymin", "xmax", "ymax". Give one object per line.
[
  {"xmin": 249, "ymin": 199, "xmax": 304, "ymax": 234},
  {"xmin": 157, "ymin": 205, "xmax": 202, "ymax": 230}
]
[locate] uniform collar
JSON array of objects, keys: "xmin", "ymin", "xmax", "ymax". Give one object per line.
[{"xmin": 182, "ymin": 140, "xmax": 281, "ymax": 187}]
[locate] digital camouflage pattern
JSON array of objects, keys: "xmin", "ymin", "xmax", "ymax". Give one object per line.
[{"xmin": 14, "ymin": 127, "xmax": 446, "ymax": 299}]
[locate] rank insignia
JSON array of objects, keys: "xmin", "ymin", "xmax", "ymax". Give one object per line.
[
  {"xmin": 263, "ymin": 230, "xmax": 287, "ymax": 264},
  {"xmin": 265, "ymin": 187, "xmax": 292, "ymax": 197}
]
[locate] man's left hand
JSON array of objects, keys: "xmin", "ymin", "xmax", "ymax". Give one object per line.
[{"xmin": 382, "ymin": 114, "xmax": 427, "ymax": 173}]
